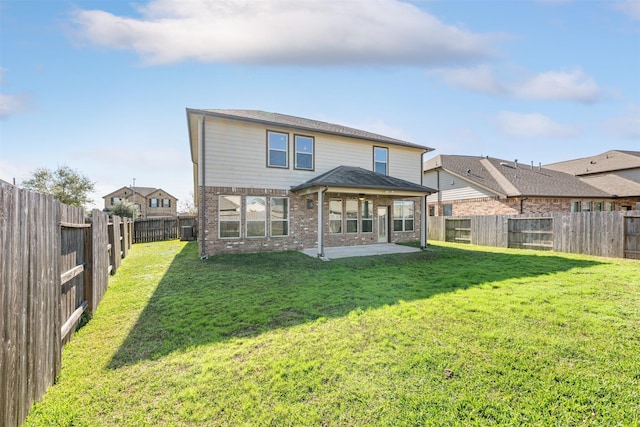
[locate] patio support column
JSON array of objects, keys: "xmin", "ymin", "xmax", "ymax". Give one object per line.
[
  {"xmin": 421, "ymin": 195, "xmax": 427, "ymax": 248},
  {"xmin": 317, "ymin": 187, "xmax": 327, "ymax": 257}
]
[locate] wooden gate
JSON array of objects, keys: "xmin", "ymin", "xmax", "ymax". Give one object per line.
[{"xmin": 624, "ymin": 216, "xmax": 640, "ymax": 260}]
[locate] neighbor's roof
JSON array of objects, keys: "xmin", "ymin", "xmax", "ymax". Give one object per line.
[
  {"xmin": 186, "ymin": 108, "xmax": 434, "ymax": 151},
  {"xmin": 102, "ymin": 186, "xmax": 177, "ymax": 200},
  {"xmin": 545, "ymin": 150, "xmax": 640, "ymax": 176},
  {"xmin": 291, "ymin": 165, "xmax": 436, "ymax": 194},
  {"xmin": 578, "ymin": 174, "xmax": 640, "ymax": 197},
  {"xmin": 424, "ymin": 155, "xmax": 611, "ymax": 198}
]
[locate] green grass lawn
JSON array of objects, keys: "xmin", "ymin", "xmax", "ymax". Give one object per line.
[{"xmin": 25, "ymin": 241, "xmax": 640, "ymax": 426}]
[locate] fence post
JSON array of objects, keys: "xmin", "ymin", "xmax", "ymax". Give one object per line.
[{"xmin": 84, "ymin": 218, "xmax": 94, "ymax": 314}]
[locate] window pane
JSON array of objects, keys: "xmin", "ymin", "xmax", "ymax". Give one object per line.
[
  {"xmin": 362, "ymin": 200, "xmax": 372, "ymax": 219},
  {"xmin": 220, "ymin": 196, "xmax": 241, "ymax": 221},
  {"xmin": 219, "ymin": 195, "xmax": 241, "ymax": 238},
  {"xmin": 346, "ymin": 200, "xmax": 358, "ymax": 219},
  {"xmin": 296, "ymin": 153, "xmax": 313, "ymax": 169},
  {"xmin": 246, "ymin": 196, "xmax": 266, "ymax": 237},
  {"xmin": 374, "ymin": 162, "xmax": 387, "ymax": 175},
  {"xmin": 246, "ymin": 222, "xmax": 265, "ymax": 237},
  {"xmin": 329, "ymin": 200, "xmax": 342, "ymax": 233},
  {"xmin": 347, "ymin": 220, "xmax": 358, "ymax": 233},
  {"xmin": 404, "ymin": 202, "xmax": 414, "ymax": 219},
  {"xmin": 269, "ymin": 150, "xmax": 287, "ymax": 167},
  {"xmin": 270, "ymin": 197, "xmax": 289, "ymax": 236},
  {"xmin": 374, "ymin": 147, "xmax": 388, "ymax": 162},
  {"xmin": 362, "ymin": 219, "xmax": 373, "ymax": 233},
  {"xmin": 393, "ymin": 219, "xmax": 403, "ymax": 232},
  {"xmin": 443, "ymin": 204, "xmax": 452, "ymax": 216},
  {"xmin": 268, "ymin": 132, "xmax": 287, "ymax": 150},
  {"xmin": 268, "ymin": 132, "xmax": 288, "ymax": 167},
  {"xmin": 295, "ymin": 135, "xmax": 313, "ymax": 153},
  {"xmin": 220, "ymin": 222, "xmax": 240, "ymax": 238},
  {"xmin": 405, "ymin": 220, "xmax": 414, "ymax": 231}
]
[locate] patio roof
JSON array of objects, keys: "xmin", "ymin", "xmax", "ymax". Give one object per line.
[{"xmin": 291, "ymin": 166, "xmax": 436, "ymax": 196}]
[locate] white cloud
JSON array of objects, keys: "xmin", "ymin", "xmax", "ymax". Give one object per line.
[
  {"xmin": 495, "ymin": 111, "xmax": 580, "ymax": 139},
  {"xmin": 613, "ymin": 0, "xmax": 640, "ymax": 21},
  {"xmin": 70, "ymin": 0, "xmax": 498, "ymax": 66},
  {"xmin": 0, "ymin": 93, "xmax": 32, "ymax": 118},
  {"xmin": 513, "ymin": 68, "xmax": 602, "ymax": 103},
  {"xmin": 431, "ymin": 66, "xmax": 602, "ymax": 103},
  {"xmin": 602, "ymin": 105, "xmax": 640, "ymax": 139}
]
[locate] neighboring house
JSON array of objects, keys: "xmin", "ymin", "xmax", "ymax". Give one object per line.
[
  {"xmin": 186, "ymin": 108, "xmax": 436, "ymax": 257},
  {"xmin": 545, "ymin": 150, "xmax": 640, "ymax": 211},
  {"xmin": 423, "ymin": 154, "xmax": 639, "ymax": 216},
  {"xmin": 103, "ymin": 186, "xmax": 178, "ymax": 218}
]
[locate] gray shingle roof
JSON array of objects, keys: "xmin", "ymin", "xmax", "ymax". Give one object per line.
[
  {"xmin": 424, "ymin": 155, "xmax": 612, "ymax": 198},
  {"xmin": 190, "ymin": 108, "xmax": 433, "ymax": 151},
  {"xmin": 291, "ymin": 166, "xmax": 436, "ymax": 193},
  {"xmin": 545, "ymin": 150, "xmax": 640, "ymax": 176}
]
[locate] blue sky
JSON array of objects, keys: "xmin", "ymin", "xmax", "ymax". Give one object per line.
[{"xmin": 1, "ymin": 0, "xmax": 639, "ymax": 210}]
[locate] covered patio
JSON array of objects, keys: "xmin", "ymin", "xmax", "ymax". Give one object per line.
[{"xmin": 291, "ymin": 166, "xmax": 437, "ymax": 258}]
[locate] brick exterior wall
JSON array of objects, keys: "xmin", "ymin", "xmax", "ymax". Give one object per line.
[
  {"xmin": 199, "ymin": 186, "xmax": 423, "ymax": 256},
  {"xmin": 428, "ymin": 196, "xmax": 640, "ymax": 216}
]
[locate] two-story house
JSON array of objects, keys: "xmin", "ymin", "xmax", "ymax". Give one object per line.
[
  {"xmin": 103, "ymin": 186, "xmax": 178, "ymax": 218},
  {"xmin": 186, "ymin": 109, "xmax": 436, "ymax": 257}
]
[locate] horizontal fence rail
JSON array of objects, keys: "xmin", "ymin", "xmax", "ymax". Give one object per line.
[
  {"xmin": 0, "ymin": 185, "xmax": 132, "ymax": 427},
  {"xmin": 427, "ymin": 211, "xmax": 640, "ymax": 259}
]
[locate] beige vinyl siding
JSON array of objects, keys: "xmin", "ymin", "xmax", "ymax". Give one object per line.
[
  {"xmin": 200, "ymin": 116, "xmax": 424, "ymax": 188},
  {"xmin": 425, "ymin": 170, "xmax": 493, "ymax": 203}
]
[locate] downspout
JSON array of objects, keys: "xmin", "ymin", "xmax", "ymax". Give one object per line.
[
  {"xmin": 199, "ymin": 113, "xmax": 207, "ymax": 259},
  {"xmin": 420, "ymin": 151, "xmax": 427, "ymax": 249},
  {"xmin": 520, "ymin": 197, "xmax": 528, "ymax": 214},
  {"xmin": 317, "ymin": 186, "xmax": 328, "ymax": 258}
]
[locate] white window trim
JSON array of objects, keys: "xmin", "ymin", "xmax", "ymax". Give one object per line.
[
  {"xmin": 394, "ymin": 200, "xmax": 414, "ymax": 232},
  {"xmin": 267, "ymin": 130, "xmax": 289, "ymax": 168},
  {"xmin": 246, "ymin": 196, "xmax": 267, "ymax": 238},
  {"xmin": 294, "ymin": 134, "xmax": 314, "ymax": 171},
  {"xmin": 219, "ymin": 195, "xmax": 241, "ymax": 239},
  {"xmin": 346, "ymin": 199, "xmax": 359, "ymax": 234},
  {"xmin": 361, "ymin": 200, "xmax": 373, "ymax": 233},
  {"xmin": 373, "ymin": 146, "xmax": 389, "ymax": 176},
  {"xmin": 329, "ymin": 199, "xmax": 343, "ymax": 234},
  {"xmin": 270, "ymin": 197, "xmax": 290, "ymax": 237}
]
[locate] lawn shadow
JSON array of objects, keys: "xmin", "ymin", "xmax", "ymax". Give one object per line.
[{"xmin": 108, "ymin": 242, "xmax": 603, "ymax": 368}]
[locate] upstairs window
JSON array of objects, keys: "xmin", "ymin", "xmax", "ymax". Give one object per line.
[
  {"xmin": 294, "ymin": 135, "xmax": 314, "ymax": 170},
  {"xmin": 267, "ymin": 131, "xmax": 288, "ymax": 168},
  {"xmin": 149, "ymin": 198, "xmax": 159, "ymax": 208},
  {"xmin": 111, "ymin": 197, "xmax": 121, "ymax": 204},
  {"xmin": 374, "ymin": 147, "xmax": 388, "ymax": 175},
  {"xmin": 162, "ymin": 198, "xmax": 171, "ymax": 208}
]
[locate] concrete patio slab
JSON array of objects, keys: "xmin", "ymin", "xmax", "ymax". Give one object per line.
[{"xmin": 301, "ymin": 243, "xmax": 422, "ymax": 260}]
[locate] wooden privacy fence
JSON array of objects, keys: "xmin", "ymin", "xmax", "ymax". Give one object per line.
[
  {"xmin": 134, "ymin": 216, "xmax": 197, "ymax": 243},
  {"xmin": 427, "ymin": 211, "xmax": 640, "ymax": 259},
  {"xmin": 0, "ymin": 185, "xmax": 132, "ymax": 427}
]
